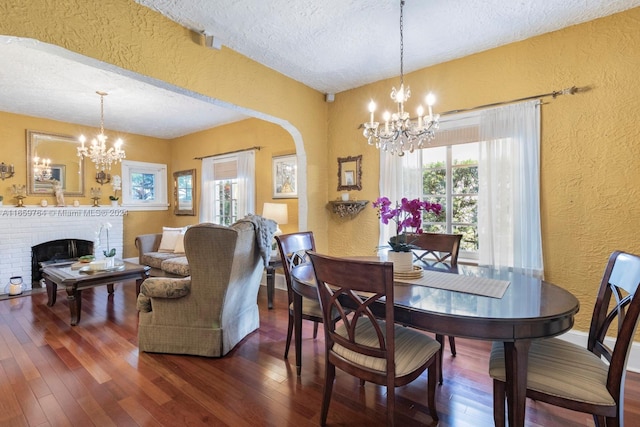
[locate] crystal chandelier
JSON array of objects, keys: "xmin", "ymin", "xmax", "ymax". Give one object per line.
[
  {"xmin": 363, "ymin": 0, "xmax": 439, "ymax": 156},
  {"xmin": 33, "ymin": 156, "xmax": 52, "ymax": 181},
  {"xmin": 77, "ymin": 91, "xmax": 126, "ymax": 172}
]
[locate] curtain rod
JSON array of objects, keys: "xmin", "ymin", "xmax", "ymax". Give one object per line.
[
  {"xmin": 439, "ymin": 85, "xmax": 585, "ymax": 116},
  {"xmin": 194, "ymin": 146, "xmax": 262, "ymax": 160},
  {"xmin": 357, "ymin": 85, "xmax": 587, "ymax": 129}
]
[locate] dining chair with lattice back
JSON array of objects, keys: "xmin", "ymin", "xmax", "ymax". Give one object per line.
[
  {"xmin": 490, "ymin": 250, "xmax": 640, "ymax": 427},
  {"xmin": 275, "ymin": 232, "xmax": 322, "ymax": 362},
  {"xmin": 408, "ymin": 232, "xmax": 462, "ymax": 268},
  {"xmin": 407, "ymin": 232, "xmax": 462, "ymax": 383},
  {"xmin": 308, "ymin": 251, "xmax": 440, "ymax": 426}
]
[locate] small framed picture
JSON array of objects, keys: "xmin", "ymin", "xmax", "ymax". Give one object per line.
[{"xmin": 272, "ymin": 154, "xmax": 298, "ymax": 199}]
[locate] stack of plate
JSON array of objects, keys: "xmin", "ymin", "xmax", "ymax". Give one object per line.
[{"xmin": 394, "ymin": 265, "xmax": 424, "ymax": 280}]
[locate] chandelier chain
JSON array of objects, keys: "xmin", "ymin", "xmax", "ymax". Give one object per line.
[
  {"xmin": 99, "ymin": 92, "xmax": 105, "ymax": 135},
  {"xmin": 399, "ymin": 0, "xmax": 404, "ymax": 87}
]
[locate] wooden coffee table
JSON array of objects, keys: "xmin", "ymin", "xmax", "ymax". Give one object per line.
[{"xmin": 42, "ymin": 260, "xmax": 150, "ymax": 326}]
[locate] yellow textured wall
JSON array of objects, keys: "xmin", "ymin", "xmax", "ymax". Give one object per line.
[
  {"xmin": 328, "ymin": 8, "xmax": 640, "ymax": 332},
  {"xmin": 0, "ymin": 0, "xmax": 330, "ymax": 252},
  {"xmin": 170, "ymin": 118, "xmax": 298, "ymax": 234}
]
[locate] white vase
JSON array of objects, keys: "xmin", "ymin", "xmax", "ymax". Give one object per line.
[
  {"xmin": 387, "ymin": 250, "xmax": 413, "ymax": 273},
  {"xmin": 111, "ymin": 200, "xmax": 118, "ymax": 207}
]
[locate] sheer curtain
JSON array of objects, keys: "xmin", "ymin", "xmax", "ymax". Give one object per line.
[
  {"xmin": 478, "ymin": 100, "xmax": 543, "ymax": 276},
  {"xmin": 200, "ymin": 156, "xmax": 216, "ymax": 223},
  {"xmin": 378, "ymin": 150, "xmax": 422, "ymax": 250},
  {"xmin": 235, "ymin": 150, "xmax": 255, "ymax": 218},
  {"xmin": 199, "ymin": 150, "xmax": 256, "ymax": 223}
]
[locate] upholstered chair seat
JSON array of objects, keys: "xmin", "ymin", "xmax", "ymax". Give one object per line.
[{"xmin": 490, "ymin": 338, "xmax": 614, "ymax": 407}]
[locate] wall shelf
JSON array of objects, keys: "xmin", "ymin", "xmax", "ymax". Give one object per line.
[{"xmin": 327, "ymin": 200, "xmax": 369, "ymax": 218}]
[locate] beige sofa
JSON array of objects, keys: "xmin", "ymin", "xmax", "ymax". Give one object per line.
[
  {"xmin": 135, "ymin": 232, "xmax": 190, "ymax": 277},
  {"xmin": 137, "ymin": 221, "xmax": 265, "ymax": 357}
]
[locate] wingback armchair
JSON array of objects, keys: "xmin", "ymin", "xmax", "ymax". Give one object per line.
[{"xmin": 137, "ymin": 221, "xmax": 264, "ymax": 357}]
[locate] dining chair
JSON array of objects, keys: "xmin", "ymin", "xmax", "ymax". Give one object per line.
[
  {"xmin": 275, "ymin": 232, "xmax": 322, "ymax": 360},
  {"xmin": 308, "ymin": 251, "xmax": 440, "ymax": 426},
  {"xmin": 407, "ymin": 232, "xmax": 462, "ymax": 268},
  {"xmin": 490, "ymin": 250, "xmax": 640, "ymax": 427},
  {"xmin": 407, "ymin": 232, "xmax": 462, "ymax": 383}
]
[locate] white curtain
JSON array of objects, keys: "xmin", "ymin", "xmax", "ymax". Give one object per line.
[
  {"xmin": 199, "ymin": 150, "xmax": 256, "ymax": 223},
  {"xmin": 478, "ymin": 100, "xmax": 543, "ymax": 276},
  {"xmin": 199, "ymin": 156, "xmax": 216, "ymax": 223},
  {"xmin": 378, "ymin": 149, "xmax": 422, "ymax": 250},
  {"xmin": 235, "ymin": 150, "xmax": 255, "ymax": 218}
]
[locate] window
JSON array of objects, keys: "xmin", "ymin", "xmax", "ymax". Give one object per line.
[
  {"xmin": 212, "ymin": 177, "xmax": 238, "ymax": 226},
  {"xmin": 121, "ymin": 160, "xmax": 168, "ymax": 211},
  {"xmin": 391, "ymin": 101, "xmax": 542, "ymax": 273},
  {"xmin": 200, "ymin": 151, "xmax": 255, "ymax": 224},
  {"xmin": 415, "ymin": 143, "xmax": 479, "ymax": 259}
]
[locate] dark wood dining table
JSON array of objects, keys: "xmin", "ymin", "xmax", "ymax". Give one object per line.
[{"xmin": 290, "ymin": 260, "xmax": 580, "ymax": 427}]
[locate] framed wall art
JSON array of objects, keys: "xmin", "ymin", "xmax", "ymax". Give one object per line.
[
  {"xmin": 337, "ymin": 154, "xmax": 362, "ymax": 191},
  {"xmin": 272, "ymin": 154, "xmax": 298, "ymax": 198}
]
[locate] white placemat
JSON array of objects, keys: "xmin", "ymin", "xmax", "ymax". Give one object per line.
[{"xmin": 394, "ymin": 269, "xmax": 510, "ymax": 299}]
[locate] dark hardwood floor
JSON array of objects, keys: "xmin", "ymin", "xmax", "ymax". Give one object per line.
[{"xmin": 1, "ymin": 280, "xmax": 639, "ymax": 426}]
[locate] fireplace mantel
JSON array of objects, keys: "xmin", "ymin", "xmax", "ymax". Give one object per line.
[{"xmin": 0, "ymin": 206, "xmax": 126, "ymax": 291}]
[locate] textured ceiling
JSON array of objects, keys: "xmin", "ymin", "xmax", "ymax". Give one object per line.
[
  {"xmin": 2, "ymin": 0, "xmax": 640, "ymax": 139},
  {"xmin": 136, "ymin": 0, "xmax": 640, "ymax": 94}
]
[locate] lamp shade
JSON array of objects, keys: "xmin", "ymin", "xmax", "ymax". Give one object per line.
[{"xmin": 262, "ymin": 202, "xmax": 288, "ymax": 225}]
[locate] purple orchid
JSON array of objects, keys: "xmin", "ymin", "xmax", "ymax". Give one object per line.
[{"xmin": 373, "ymin": 196, "xmax": 442, "ymax": 252}]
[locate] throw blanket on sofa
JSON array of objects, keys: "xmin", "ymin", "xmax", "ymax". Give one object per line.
[{"xmin": 237, "ymin": 214, "xmax": 277, "ymax": 267}]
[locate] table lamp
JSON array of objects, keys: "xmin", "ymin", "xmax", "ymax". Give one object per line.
[
  {"xmin": 262, "ymin": 203, "xmax": 288, "ymax": 234},
  {"xmin": 262, "ymin": 202, "xmax": 288, "ymax": 256}
]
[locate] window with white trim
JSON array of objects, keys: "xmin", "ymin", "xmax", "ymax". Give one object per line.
[
  {"xmin": 415, "ymin": 143, "xmax": 479, "ymax": 259},
  {"xmin": 212, "ymin": 159, "xmax": 239, "ymax": 225},
  {"xmin": 200, "ymin": 151, "xmax": 255, "ymax": 226},
  {"xmin": 121, "ymin": 160, "xmax": 168, "ymax": 211}
]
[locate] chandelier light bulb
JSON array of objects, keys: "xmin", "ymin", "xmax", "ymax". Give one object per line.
[
  {"xmin": 368, "ymin": 100, "xmax": 376, "ymax": 125},
  {"xmin": 417, "ymin": 105, "xmax": 424, "ymax": 127}
]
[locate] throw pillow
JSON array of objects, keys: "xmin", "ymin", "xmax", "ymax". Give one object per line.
[
  {"xmin": 173, "ymin": 232, "xmax": 185, "ymax": 253},
  {"xmin": 158, "ymin": 227, "xmax": 183, "ymax": 252}
]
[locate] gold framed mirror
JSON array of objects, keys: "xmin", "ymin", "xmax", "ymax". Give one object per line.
[
  {"xmin": 337, "ymin": 154, "xmax": 362, "ymax": 191},
  {"xmin": 174, "ymin": 169, "xmax": 196, "ymax": 215},
  {"xmin": 27, "ymin": 130, "xmax": 85, "ymax": 196}
]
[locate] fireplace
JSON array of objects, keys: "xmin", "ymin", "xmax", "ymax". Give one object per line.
[{"xmin": 31, "ymin": 239, "xmax": 94, "ymax": 285}]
